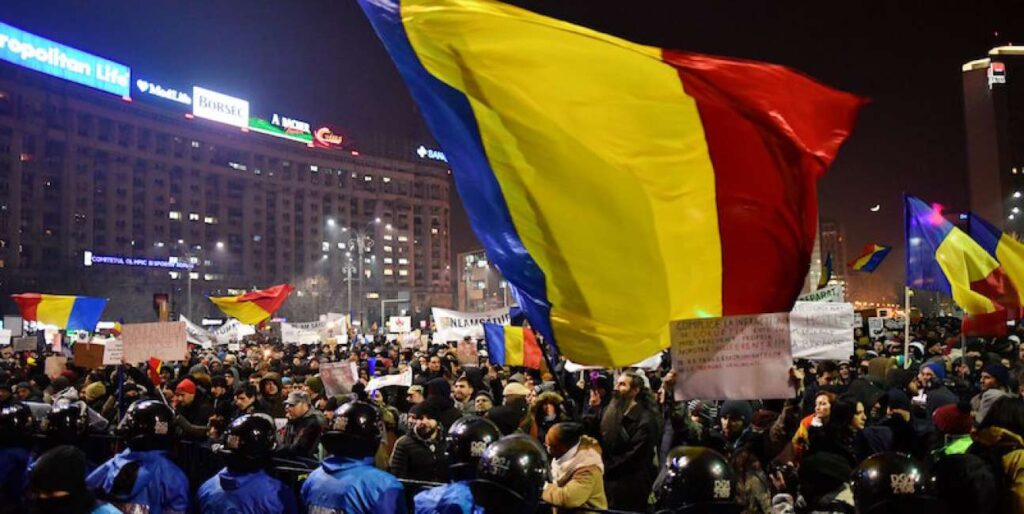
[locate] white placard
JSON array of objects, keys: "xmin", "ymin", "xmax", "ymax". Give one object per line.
[
  {"xmin": 671, "ymin": 313, "xmax": 793, "ymax": 400},
  {"xmin": 102, "ymin": 338, "xmax": 123, "ymax": 366},
  {"xmin": 867, "ymin": 317, "xmax": 885, "ymax": 338},
  {"xmin": 281, "ymin": 322, "xmax": 322, "ymax": 345},
  {"xmin": 432, "ymin": 307, "xmax": 510, "ymax": 342},
  {"xmin": 122, "ymin": 322, "xmax": 187, "ymax": 363},
  {"xmin": 181, "ymin": 316, "xmax": 213, "ymax": 348},
  {"xmin": 366, "ymin": 368, "xmax": 413, "ymax": 391},
  {"xmin": 3, "ymin": 316, "xmax": 22, "ymax": 337},
  {"xmin": 388, "ymin": 316, "xmax": 412, "ymax": 334},
  {"xmin": 0, "ymin": 329, "xmax": 10, "ymax": 346},
  {"xmin": 790, "ymin": 302, "xmax": 855, "ymax": 361},
  {"xmin": 797, "ymin": 285, "xmax": 845, "ymax": 303}
]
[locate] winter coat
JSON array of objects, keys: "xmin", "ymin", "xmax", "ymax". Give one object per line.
[
  {"xmin": 86, "ymin": 449, "xmax": 189, "ymax": 514},
  {"xmin": 389, "ymin": 431, "xmax": 448, "ymax": 483},
  {"xmin": 260, "ymin": 373, "xmax": 286, "ymax": 418},
  {"xmin": 276, "ymin": 409, "xmax": 323, "ymax": 460},
  {"xmin": 602, "ymin": 402, "xmax": 659, "ymax": 511},
  {"xmin": 543, "ymin": 435, "xmax": 607, "ymax": 514},
  {"xmin": 971, "ymin": 426, "xmax": 1024, "ymax": 513},
  {"xmin": 196, "ymin": 467, "xmax": 297, "ymax": 514}
]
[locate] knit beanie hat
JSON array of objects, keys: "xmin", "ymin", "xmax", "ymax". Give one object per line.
[
  {"xmin": 932, "ymin": 403, "xmax": 973, "ymax": 435},
  {"xmin": 799, "ymin": 451, "xmax": 852, "ymax": 499},
  {"xmin": 923, "ymin": 362, "xmax": 946, "ymax": 381},
  {"xmin": 83, "ymin": 382, "xmax": 106, "ymax": 402},
  {"xmin": 719, "ymin": 400, "xmax": 753, "ymax": 425},
  {"xmin": 983, "ymin": 363, "xmax": 1010, "ymax": 387},
  {"xmin": 305, "ymin": 375, "xmax": 325, "ymax": 395},
  {"xmin": 175, "ymin": 378, "xmax": 196, "ymax": 395}
]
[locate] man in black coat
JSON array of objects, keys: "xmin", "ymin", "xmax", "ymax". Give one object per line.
[
  {"xmin": 275, "ymin": 391, "xmax": 323, "ymax": 460},
  {"xmin": 599, "ymin": 371, "xmax": 659, "ymax": 512},
  {"xmin": 389, "ymin": 401, "xmax": 447, "ymax": 483},
  {"xmin": 173, "ymin": 378, "xmax": 214, "ymax": 440}
]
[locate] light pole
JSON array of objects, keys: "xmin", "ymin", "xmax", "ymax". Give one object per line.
[
  {"xmin": 347, "ymin": 218, "xmax": 380, "ymax": 329},
  {"xmin": 343, "ymin": 256, "xmax": 357, "ymax": 323}
]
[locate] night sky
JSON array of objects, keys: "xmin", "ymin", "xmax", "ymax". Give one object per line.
[{"xmin": 2, "ymin": 0, "xmax": 1020, "ymax": 303}]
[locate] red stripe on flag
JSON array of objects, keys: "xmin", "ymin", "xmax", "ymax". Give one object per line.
[
  {"xmin": 11, "ymin": 293, "xmax": 42, "ymax": 322},
  {"xmin": 239, "ymin": 284, "xmax": 294, "ymax": 318},
  {"xmin": 663, "ymin": 51, "xmax": 864, "ymax": 315},
  {"xmin": 522, "ymin": 327, "xmax": 543, "ymax": 370}
]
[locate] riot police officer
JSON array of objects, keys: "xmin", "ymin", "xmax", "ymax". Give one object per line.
[
  {"xmin": 196, "ymin": 414, "xmax": 297, "ymax": 514},
  {"xmin": 301, "ymin": 401, "xmax": 406, "ymax": 514},
  {"xmin": 86, "ymin": 399, "xmax": 189, "ymax": 514},
  {"xmin": 0, "ymin": 403, "xmax": 35, "ymax": 509},
  {"xmin": 469, "ymin": 433, "xmax": 549, "ymax": 514},
  {"xmin": 414, "ymin": 415, "xmax": 501, "ymax": 514},
  {"xmin": 652, "ymin": 446, "xmax": 740, "ymax": 513},
  {"xmin": 851, "ymin": 453, "xmax": 940, "ymax": 513}
]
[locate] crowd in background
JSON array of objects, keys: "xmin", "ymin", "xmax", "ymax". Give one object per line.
[{"xmin": 1, "ymin": 315, "xmax": 1023, "ymax": 513}]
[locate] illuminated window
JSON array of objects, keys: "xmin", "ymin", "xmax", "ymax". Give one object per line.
[
  {"xmin": 310, "ymin": 165, "xmax": 318, "ymax": 171},
  {"xmin": 189, "ymin": 272, "xmax": 199, "ymax": 280},
  {"xmin": 191, "ymin": 140, "xmax": 201, "ymax": 148},
  {"xmin": 383, "ymin": 177, "xmax": 391, "ymax": 183},
  {"xmin": 431, "ymin": 227, "xmax": 439, "ymax": 235},
  {"xmin": 204, "ymin": 216, "xmax": 218, "ymax": 224},
  {"xmin": 337, "ymin": 242, "xmax": 346, "ymax": 250},
  {"xmin": 188, "ymin": 213, "xmax": 200, "ymax": 221},
  {"xmin": 322, "ymin": 242, "xmax": 330, "ymax": 252},
  {"xmin": 399, "ymin": 269, "xmax": 408, "ymax": 276},
  {"xmin": 383, "ymin": 245, "xmax": 393, "ymax": 252},
  {"xmin": 168, "ymin": 211, "xmax": 181, "ymax": 220},
  {"xmin": 384, "ymin": 258, "xmax": 393, "ymax": 264},
  {"xmin": 169, "ymin": 271, "xmax": 180, "ymax": 279},
  {"xmin": 398, "ymin": 258, "xmax": 409, "ymax": 265},
  {"xmin": 383, "ymin": 234, "xmax": 393, "ymax": 241},
  {"xmin": 398, "ymin": 236, "xmax": 408, "ymax": 242},
  {"xmin": 384, "ymin": 268, "xmax": 394, "ymax": 276},
  {"xmin": 364, "ymin": 175, "xmax": 373, "ymax": 182}
]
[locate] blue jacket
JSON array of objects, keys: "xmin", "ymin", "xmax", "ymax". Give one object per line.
[
  {"xmin": 413, "ymin": 481, "xmax": 482, "ymax": 514},
  {"xmin": 0, "ymin": 447, "xmax": 31, "ymax": 505},
  {"xmin": 301, "ymin": 456, "xmax": 406, "ymax": 514},
  {"xmin": 86, "ymin": 449, "xmax": 189, "ymax": 514},
  {"xmin": 196, "ymin": 467, "xmax": 297, "ymax": 514}
]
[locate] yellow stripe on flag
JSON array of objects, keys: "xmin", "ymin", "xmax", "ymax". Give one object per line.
[
  {"xmin": 403, "ymin": 0, "xmax": 722, "ymax": 365},
  {"xmin": 935, "ymin": 229, "xmax": 1002, "ymax": 314},
  {"xmin": 36, "ymin": 294, "xmax": 76, "ymax": 327},
  {"xmin": 504, "ymin": 326, "xmax": 525, "ymax": 367},
  {"xmin": 208, "ymin": 297, "xmax": 271, "ymax": 325},
  {"xmin": 996, "ymin": 233, "xmax": 1024, "ymax": 304}
]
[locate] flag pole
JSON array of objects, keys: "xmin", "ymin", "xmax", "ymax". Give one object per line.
[
  {"xmin": 535, "ymin": 333, "xmax": 579, "ymax": 422},
  {"xmin": 904, "ymin": 287, "xmax": 912, "ymax": 367}
]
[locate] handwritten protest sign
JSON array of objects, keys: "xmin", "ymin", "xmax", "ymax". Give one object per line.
[
  {"xmin": 671, "ymin": 313, "xmax": 792, "ymax": 400},
  {"xmin": 45, "ymin": 356, "xmax": 67, "ymax": 380},
  {"xmin": 456, "ymin": 339, "xmax": 480, "ymax": 367},
  {"xmin": 867, "ymin": 317, "xmax": 885, "ymax": 338},
  {"xmin": 12, "ymin": 337, "xmax": 36, "ymax": 352},
  {"xmin": 72, "ymin": 342, "xmax": 105, "ymax": 369},
  {"xmin": 102, "ymin": 337, "xmax": 123, "ymax": 366},
  {"xmin": 790, "ymin": 302, "xmax": 855, "ymax": 361},
  {"xmin": 320, "ymin": 361, "xmax": 359, "ymax": 397},
  {"xmin": 122, "ymin": 322, "xmax": 187, "ymax": 363}
]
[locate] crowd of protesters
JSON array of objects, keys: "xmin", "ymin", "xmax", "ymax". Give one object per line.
[{"xmin": 0, "ymin": 315, "xmax": 1023, "ymax": 513}]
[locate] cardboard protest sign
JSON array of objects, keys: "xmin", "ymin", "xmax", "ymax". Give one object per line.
[
  {"xmin": 320, "ymin": 361, "xmax": 359, "ymax": 397},
  {"xmin": 12, "ymin": 336, "xmax": 36, "ymax": 352},
  {"xmin": 671, "ymin": 313, "xmax": 793, "ymax": 400},
  {"xmin": 790, "ymin": 302, "xmax": 855, "ymax": 361},
  {"xmin": 122, "ymin": 322, "xmax": 187, "ymax": 364},
  {"xmin": 72, "ymin": 342, "xmax": 105, "ymax": 369},
  {"xmin": 456, "ymin": 338, "xmax": 480, "ymax": 367}
]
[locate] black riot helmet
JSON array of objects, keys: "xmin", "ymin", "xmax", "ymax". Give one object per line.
[
  {"xmin": 0, "ymin": 403, "xmax": 35, "ymax": 447},
  {"xmin": 116, "ymin": 399, "xmax": 175, "ymax": 451},
  {"xmin": 851, "ymin": 453, "xmax": 939, "ymax": 514},
  {"xmin": 42, "ymin": 402, "xmax": 89, "ymax": 446},
  {"xmin": 653, "ymin": 446, "xmax": 740, "ymax": 514},
  {"xmin": 321, "ymin": 401, "xmax": 383, "ymax": 458},
  {"xmin": 216, "ymin": 414, "xmax": 277, "ymax": 472},
  {"xmin": 445, "ymin": 415, "xmax": 501, "ymax": 481},
  {"xmin": 470, "ymin": 434, "xmax": 549, "ymax": 514}
]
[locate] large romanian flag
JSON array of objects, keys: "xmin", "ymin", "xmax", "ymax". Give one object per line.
[
  {"xmin": 209, "ymin": 284, "xmax": 294, "ymax": 325},
  {"xmin": 967, "ymin": 212, "xmax": 1024, "ymax": 306},
  {"xmin": 906, "ymin": 196, "xmax": 1019, "ymax": 335},
  {"xmin": 11, "ymin": 293, "xmax": 107, "ymax": 331},
  {"xmin": 358, "ymin": 0, "xmax": 864, "ymax": 366}
]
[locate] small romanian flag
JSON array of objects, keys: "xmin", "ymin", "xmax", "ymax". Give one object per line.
[
  {"xmin": 483, "ymin": 323, "xmax": 542, "ymax": 369},
  {"xmin": 147, "ymin": 357, "xmax": 163, "ymax": 386},
  {"xmin": 11, "ymin": 293, "xmax": 107, "ymax": 331},
  {"xmin": 849, "ymin": 244, "xmax": 892, "ymax": 272},
  {"xmin": 209, "ymin": 284, "xmax": 294, "ymax": 325}
]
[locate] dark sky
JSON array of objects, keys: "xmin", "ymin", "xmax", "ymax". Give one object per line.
[{"xmin": 2, "ymin": 0, "xmax": 1020, "ymax": 302}]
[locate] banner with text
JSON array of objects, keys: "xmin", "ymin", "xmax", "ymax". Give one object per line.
[
  {"xmin": 797, "ymin": 284, "xmax": 845, "ymax": 303},
  {"xmin": 671, "ymin": 313, "xmax": 793, "ymax": 400},
  {"xmin": 790, "ymin": 302, "xmax": 855, "ymax": 361},
  {"xmin": 281, "ymin": 322, "xmax": 323, "ymax": 345},
  {"xmin": 366, "ymin": 367, "xmax": 413, "ymax": 391},
  {"xmin": 122, "ymin": 321, "xmax": 187, "ymax": 363},
  {"xmin": 432, "ymin": 307, "xmax": 510, "ymax": 342}
]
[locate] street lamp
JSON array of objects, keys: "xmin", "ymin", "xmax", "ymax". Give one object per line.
[{"xmin": 342, "ymin": 257, "xmax": 357, "ymax": 324}]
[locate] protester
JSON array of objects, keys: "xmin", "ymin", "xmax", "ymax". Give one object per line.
[
  {"xmin": 276, "ymin": 391, "xmax": 323, "ymax": 460},
  {"xmin": 28, "ymin": 445, "xmax": 121, "ymax": 514},
  {"xmin": 542, "ymin": 422, "xmax": 607, "ymax": 513},
  {"xmin": 390, "ymin": 401, "xmax": 448, "ymax": 483},
  {"xmin": 599, "ymin": 370, "xmax": 659, "ymax": 512}
]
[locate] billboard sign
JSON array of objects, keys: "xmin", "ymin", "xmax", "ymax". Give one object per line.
[
  {"xmin": 0, "ymin": 21, "xmax": 130, "ymax": 97},
  {"xmin": 135, "ymin": 77, "xmax": 191, "ymax": 106},
  {"xmin": 84, "ymin": 250, "xmax": 193, "ymax": 270},
  {"xmin": 313, "ymin": 126, "xmax": 344, "ymax": 148},
  {"xmin": 416, "ymin": 145, "xmax": 447, "ymax": 162},
  {"xmin": 192, "ymin": 86, "xmax": 249, "ymax": 128},
  {"xmin": 248, "ymin": 113, "xmax": 312, "ymax": 144}
]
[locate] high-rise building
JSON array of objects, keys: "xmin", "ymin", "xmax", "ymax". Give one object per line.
[
  {"xmin": 962, "ymin": 46, "xmax": 1024, "ymax": 230},
  {"xmin": 0, "ymin": 22, "xmax": 453, "ymax": 325},
  {"xmin": 456, "ymin": 249, "xmax": 510, "ymax": 311},
  {"xmin": 818, "ymin": 220, "xmax": 848, "ymax": 290}
]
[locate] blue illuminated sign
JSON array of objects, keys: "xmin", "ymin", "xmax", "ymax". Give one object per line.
[
  {"xmin": 416, "ymin": 145, "xmax": 447, "ymax": 162},
  {"xmin": 0, "ymin": 21, "xmax": 130, "ymax": 97},
  {"xmin": 83, "ymin": 251, "xmax": 193, "ymax": 270}
]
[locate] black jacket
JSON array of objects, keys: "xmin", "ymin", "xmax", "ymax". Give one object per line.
[
  {"xmin": 275, "ymin": 410, "xmax": 322, "ymax": 460},
  {"xmin": 389, "ymin": 432, "xmax": 448, "ymax": 483},
  {"xmin": 176, "ymin": 390, "xmax": 214, "ymax": 440}
]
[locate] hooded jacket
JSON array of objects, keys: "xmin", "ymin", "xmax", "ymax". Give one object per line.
[
  {"xmin": 196, "ymin": 467, "xmax": 297, "ymax": 514},
  {"xmin": 85, "ymin": 449, "xmax": 189, "ymax": 514},
  {"xmin": 302, "ymin": 455, "xmax": 407, "ymax": 514},
  {"xmin": 260, "ymin": 373, "xmax": 286, "ymax": 418},
  {"xmin": 971, "ymin": 426, "xmax": 1024, "ymax": 513},
  {"xmin": 543, "ymin": 435, "xmax": 608, "ymax": 513}
]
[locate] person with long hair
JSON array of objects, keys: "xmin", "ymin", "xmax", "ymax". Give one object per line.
[
  {"xmin": 970, "ymin": 396, "xmax": 1024, "ymax": 513},
  {"xmin": 598, "ymin": 371, "xmax": 659, "ymax": 512},
  {"xmin": 790, "ymin": 390, "xmax": 836, "ymax": 461},
  {"xmin": 807, "ymin": 395, "xmax": 868, "ymax": 467}
]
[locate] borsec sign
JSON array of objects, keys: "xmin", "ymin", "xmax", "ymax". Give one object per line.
[{"xmin": 192, "ymin": 86, "xmax": 249, "ymax": 128}]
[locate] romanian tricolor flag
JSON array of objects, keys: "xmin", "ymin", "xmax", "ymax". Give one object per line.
[
  {"xmin": 209, "ymin": 284, "xmax": 294, "ymax": 325},
  {"xmin": 11, "ymin": 293, "xmax": 107, "ymax": 331},
  {"xmin": 849, "ymin": 244, "xmax": 892, "ymax": 272},
  {"xmin": 147, "ymin": 357, "xmax": 163, "ymax": 386},
  {"xmin": 358, "ymin": 0, "xmax": 864, "ymax": 366},
  {"xmin": 483, "ymin": 323, "xmax": 542, "ymax": 369},
  {"xmin": 967, "ymin": 213, "xmax": 1024, "ymax": 306},
  {"xmin": 906, "ymin": 196, "xmax": 1019, "ymax": 335}
]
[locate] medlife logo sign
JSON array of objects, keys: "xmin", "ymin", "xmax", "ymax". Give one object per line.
[
  {"xmin": 192, "ymin": 86, "xmax": 249, "ymax": 128},
  {"xmin": 136, "ymin": 78, "xmax": 191, "ymax": 105},
  {"xmin": 0, "ymin": 21, "xmax": 130, "ymax": 97}
]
